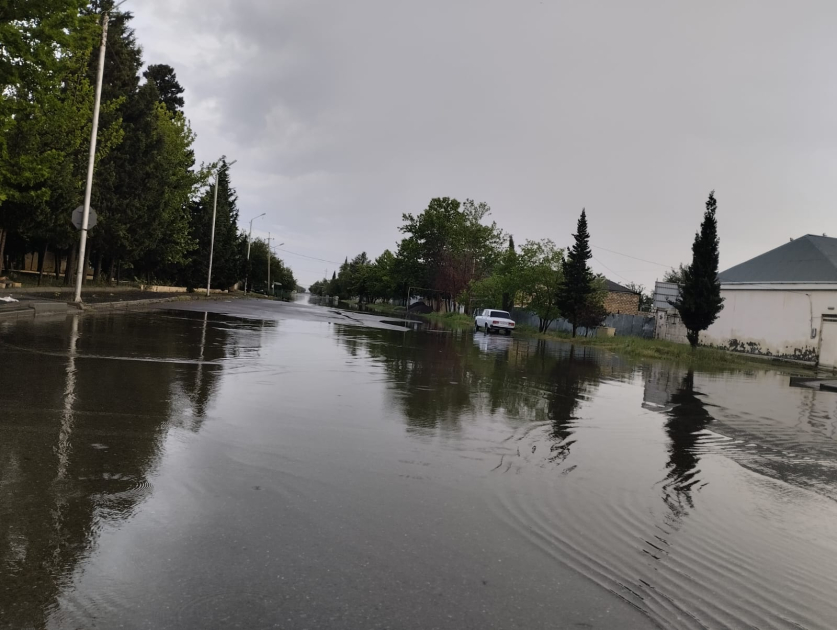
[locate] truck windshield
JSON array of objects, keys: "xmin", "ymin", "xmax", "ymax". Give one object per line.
[{"xmin": 490, "ymin": 311, "xmax": 511, "ymax": 319}]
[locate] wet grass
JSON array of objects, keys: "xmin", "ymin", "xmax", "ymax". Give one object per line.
[
  {"xmin": 420, "ymin": 312, "xmax": 474, "ymax": 329},
  {"xmin": 361, "ymin": 304, "xmax": 803, "ymax": 370},
  {"xmin": 515, "ymin": 324, "xmax": 804, "ymax": 370},
  {"xmin": 361, "ymin": 302, "xmax": 404, "ymax": 316}
]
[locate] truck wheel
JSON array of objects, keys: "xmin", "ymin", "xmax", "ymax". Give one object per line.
[
  {"xmin": 474, "ymin": 322, "xmax": 479, "ymax": 332},
  {"xmin": 504, "ymin": 329, "xmax": 511, "ymax": 336}
]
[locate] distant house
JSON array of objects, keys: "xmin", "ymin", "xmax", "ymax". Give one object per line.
[
  {"xmin": 603, "ymin": 279, "xmax": 640, "ymax": 314},
  {"xmin": 701, "ymin": 234, "xmax": 837, "ymax": 365}
]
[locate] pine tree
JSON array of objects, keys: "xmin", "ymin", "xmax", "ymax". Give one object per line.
[
  {"xmin": 143, "ymin": 64, "xmax": 185, "ymax": 113},
  {"xmin": 674, "ymin": 191, "xmax": 725, "ymax": 347},
  {"xmin": 556, "ymin": 209, "xmax": 595, "ymax": 336},
  {"xmin": 182, "ymin": 160, "xmax": 243, "ymax": 290}
]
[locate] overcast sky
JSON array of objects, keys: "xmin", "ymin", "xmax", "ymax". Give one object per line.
[{"xmin": 132, "ymin": 0, "xmax": 837, "ymax": 289}]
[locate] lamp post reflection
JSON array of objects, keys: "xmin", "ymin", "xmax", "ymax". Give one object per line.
[{"xmin": 57, "ymin": 314, "xmax": 80, "ymax": 480}]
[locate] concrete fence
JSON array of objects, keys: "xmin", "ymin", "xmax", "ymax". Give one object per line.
[
  {"xmin": 510, "ymin": 309, "xmax": 656, "ymax": 338},
  {"xmin": 654, "ymin": 310, "xmax": 689, "ymax": 344}
]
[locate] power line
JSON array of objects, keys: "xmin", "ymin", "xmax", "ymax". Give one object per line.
[
  {"xmin": 590, "ymin": 244, "xmax": 672, "ymax": 268},
  {"xmin": 592, "ymin": 255, "xmax": 634, "ymax": 286},
  {"xmin": 275, "ymin": 248, "xmax": 342, "ymax": 265}
]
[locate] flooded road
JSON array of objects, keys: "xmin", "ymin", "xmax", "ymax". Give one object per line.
[{"xmin": 2, "ymin": 298, "xmax": 837, "ymax": 629}]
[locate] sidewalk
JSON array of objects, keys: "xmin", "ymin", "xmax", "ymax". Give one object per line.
[{"xmin": 0, "ymin": 288, "xmax": 235, "ymax": 320}]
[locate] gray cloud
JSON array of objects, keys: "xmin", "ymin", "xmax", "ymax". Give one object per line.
[{"xmin": 133, "ymin": 0, "xmax": 837, "ymax": 286}]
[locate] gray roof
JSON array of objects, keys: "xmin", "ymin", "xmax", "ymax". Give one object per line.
[
  {"xmin": 605, "ymin": 279, "xmax": 633, "ymax": 293},
  {"xmin": 720, "ymin": 234, "xmax": 837, "ymax": 283}
]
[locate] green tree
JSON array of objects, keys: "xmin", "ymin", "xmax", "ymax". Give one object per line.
[
  {"xmin": 309, "ymin": 279, "xmax": 328, "ymax": 296},
  {"xmin": 674, "ymin": 191, "xmax": 724, "ymax": 347},
  {"xmin": 345, "ymin": 252, "xmax": 373, "ymax": 303},
  {"xmin": 577, "ymin": 276, "xmax": 608, "ymax": 336},
  {"xmin": 398, "ymin": 197, "xmax": 504, "ymax": 311},
  {"xmin": 663, "ymin": 264, "xmax": 688, "ymax": 284},
  {"xmin": 182, "ymin": 160, "xmax": 242, "ymax": 290},
  {"xmin": 143, "ymin": 64, "xmax": 185, "ymax": 113},
  {"xmin": 370, "ymin": 249, "xmax": 398, "ymax": 301},
  {"xmin": 501, "ymin": 235, "xmax": 517, "ymax": 311},
  {"xmin": 1, "ymin": 7, "xmax": 121, "ymax": 283},
  {"xmin": 556, "ymin": 209, "xmax": 595, "ymax": 337},
  {"xmin": 0, "ymin": 0, "xmax": 91, "ymax": 206},
  {"xmin": 518, "ymin": 239, "xmax": 564, "ymax": 332},
  {"xmin": 625, "ymin": 282, "xmax": 653, "ymax": 311}
]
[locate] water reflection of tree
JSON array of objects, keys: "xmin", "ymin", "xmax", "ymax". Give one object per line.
[
  {"xmin": 662, "ymin": 370, "xmax": 712, "ymax": 518},
  {"xmin": 331, "ymin": 329, "xmax": 608, "ymax": 448},
  {"xmin": 545, "ymin": 344, "xmax": 602, "ymax": 464},
  {"xmin": 0, "ymin": 310, "xmax": 245, "ymax": 628}
]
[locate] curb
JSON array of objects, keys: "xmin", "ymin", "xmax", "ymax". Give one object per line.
[{"xmin": 0, "ymin": 294, "xmax": 235, "ymax": 320}]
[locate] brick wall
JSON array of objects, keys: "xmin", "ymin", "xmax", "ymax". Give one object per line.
[{"xmin": 604, "ymin": 291, "xmax": 640, "ymax": 315}]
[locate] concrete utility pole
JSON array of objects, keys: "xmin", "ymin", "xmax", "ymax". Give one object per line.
[
  {"xmin": 74, "ymin": 8, "xmax": 115, "ymax": 303},
  {"xmin": 206, "ymin": 159, "xmax": 237, "ymax": 297},
  {"xmin": 244, "ymin": 213, "xmax": 265, "ymax": 294},
  {"xmin": 266, "ymin": 232, "xmax": 271, "ymax": 296}
]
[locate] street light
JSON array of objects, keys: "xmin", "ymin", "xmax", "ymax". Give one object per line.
[
  {"xmin": 266, "ymin": 239, "xmax": 284, "ymax": 297},
  {"xmin": 206, "ymin": 159, "xmax": 237, "ymax": 297},
  {"xmin": 74, "ymin": 0, "xmax": 128, "ymax": 303},
  {"xmin": 244, "ymin": 213, "xmax": 266, "ymax": 294}
]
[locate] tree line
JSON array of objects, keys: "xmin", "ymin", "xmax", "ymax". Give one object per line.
[
  {"xmin": 311, "ymin": 193, "xmax": 724, "ymax": 344},
  {"xmin": 310, "ymin": 198, "xmax": 609, "ymax": 336},
  {"xmin": 0, "ymin": 1, "xmax": 295, "ymax": 292}
]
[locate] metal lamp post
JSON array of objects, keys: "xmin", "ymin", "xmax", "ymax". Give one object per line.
[
  {"xmin": 244, "ymin": 213, "xmax": 265, "ymax": 294},
  {"xmin": 73, "ymin": 1, "xmax": 127, "ymax": 303},
  {"xmin": 206, "ymin": 159, "xmax": 237, "ymax": 297},
  {"xmin": 266, "ymin": 238, "xmax": 284, "ymax": 297}
]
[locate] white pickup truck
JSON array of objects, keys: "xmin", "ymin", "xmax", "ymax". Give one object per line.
[{"xmin": 474, "ymin": 309, "xmax": 515, "ymax": 335}]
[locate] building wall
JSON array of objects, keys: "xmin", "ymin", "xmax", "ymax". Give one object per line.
[
  {"xmin": 604, "ymin": 291, "xmax": 640, "ymax": 315},
  {"xmin": 701, "ymin": 288, "xmax": 837, "ymax": 362}
]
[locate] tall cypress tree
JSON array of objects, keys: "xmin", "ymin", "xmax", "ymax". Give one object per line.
[
  {"xmin": 674, "ymin": 191, "xmax": 724, "ymax": 347},
  {"xmin": 556, "ymin": 209, "xmax": 595, "ymax": 337}
]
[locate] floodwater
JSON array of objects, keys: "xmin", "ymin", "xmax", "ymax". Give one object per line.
[{"xmin": 2, "ymin": 299, "xmax": 837, "ymax": 629}]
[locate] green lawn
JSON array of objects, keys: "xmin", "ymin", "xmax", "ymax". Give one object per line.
[
  {"xmin": 515, "ymin": 325, "xmax": 803, "ymax": 369},
  {"xmin": 359, "ymin": 303, "xmax": 805, "ymax": 370}
]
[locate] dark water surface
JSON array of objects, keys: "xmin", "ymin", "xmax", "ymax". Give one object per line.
[{"xmin": 2, "ymin": 300, "xmax": 837, "ymax": 629}]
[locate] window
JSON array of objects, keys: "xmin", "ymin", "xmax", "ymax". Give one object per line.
[{"xmin": 490, "ymin": 311, "xmax": 511, "ymax": 319}]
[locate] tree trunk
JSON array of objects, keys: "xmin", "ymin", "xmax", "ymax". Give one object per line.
[
  {"xmin": 687, "ymin": 329, "xmax": 699, "ymax": 348},
  {"xmin": 55, "ymin": 251, "xmax": 62, "ymax": 280},
  {"xmin": 0, "ymin": 228, "xmax": 6, "ymax": 277},
  {"xmin": 116, "ymin": 261, "xmax": 121, "ymax": 285},
  {"xmin": 93, "ymin": 251, "xmax": 103, "ymax": 284},
  {"xmin": 37, "ymin": 244, "xmax": 48, "ymax": 286},
  {"xmin": 571, "ymin": 322, "xmax": 577, "ymax": 338},
  {"xmin": 64, "ymin": 243, "xmax": 76, "ymax": 286},
  {"xmin": 108, "ymin": 258, "xmax": 115, "ymax": 285}
]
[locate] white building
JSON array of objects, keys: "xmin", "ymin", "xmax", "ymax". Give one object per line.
[{"xmin": 702, "ymin": 234, "xmax": 837, "ymax": 366}]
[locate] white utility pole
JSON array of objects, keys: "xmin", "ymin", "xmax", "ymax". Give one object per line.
[
  {"xmin": 206, "ymin": 159, "xmax": 237, "ymax": 297},
  {"xmin": 266, "ymin": 232, "xmax": 271, "ymax": 295},
  {"xmin": 73, "ymin": 10, "xmax": 111, "ymax": 303},
  {"xmin": 244, "ymin": 213, "xmax": 265, "ymax": 294}
]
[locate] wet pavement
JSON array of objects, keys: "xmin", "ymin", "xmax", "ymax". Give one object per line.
[{"xmin": 2, "ymin": 296, "xmax": 837, "ymax": 629}]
